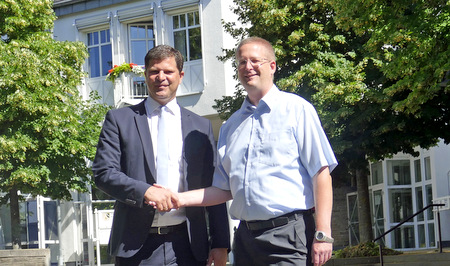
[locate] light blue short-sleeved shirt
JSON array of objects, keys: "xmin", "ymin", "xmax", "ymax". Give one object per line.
[{"xmin": 213, "ymin": 86, "xmax": 338, "ymax": 221}]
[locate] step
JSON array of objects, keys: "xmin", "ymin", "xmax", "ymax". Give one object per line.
[{"xmin": 325, "ymin": 249, "xmax": 450, "ymax": 266}]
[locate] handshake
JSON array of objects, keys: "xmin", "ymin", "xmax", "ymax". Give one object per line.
[
  {"xmin": 144, "ymin": 184, "xmax": 182, "ymax": 212},
  {"xmin": 143, "ymin": 184, "xmax": 231, "ymax": 212}
]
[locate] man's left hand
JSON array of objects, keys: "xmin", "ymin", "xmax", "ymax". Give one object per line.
[
  {"xmin": 207, "ymin": 248, "xmax": 228, "ymax": 266},
  {"xmin": 312, "ymin": 241, "xmax": 332, "ymax": 266}
]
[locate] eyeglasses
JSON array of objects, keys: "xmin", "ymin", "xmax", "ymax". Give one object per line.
[{"xmin": 237, "ymin": 58, "xmax": 270, "ymax": 70}]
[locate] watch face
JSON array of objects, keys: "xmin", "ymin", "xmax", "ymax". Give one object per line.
[{"xmin": 317, "ymin": 232, "xmax": 324, "ymax": 240}]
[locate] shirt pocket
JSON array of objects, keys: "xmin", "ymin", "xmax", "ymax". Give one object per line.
[{"xmin": 258, "ymin": 128, "xmax": 297, "ymax": 166}]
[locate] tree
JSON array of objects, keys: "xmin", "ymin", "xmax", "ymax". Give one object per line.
[
  {"xmin": 215, "ymin": 0, "xmax": 449, "ymax": 244},
  {"xmin": 0, "ymin": 0, "xmax": 109, "ymax": 249},
  {"xmin": 217, "ymin": 0, "xmax": 376, "ymax": 242},
  {"xmin": 327, "ymin": 0, "xmax": 450, "ymax": 116},
  {"xmin": 325, "ymin": 0, "xmax": 450, "ymax": 243}
]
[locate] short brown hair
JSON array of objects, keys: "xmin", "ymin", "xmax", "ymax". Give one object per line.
[{"xmin": 144, "ymin": 45, "xmax": 184, "ymax": 73}]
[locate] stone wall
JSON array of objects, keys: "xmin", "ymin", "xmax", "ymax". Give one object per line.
[
  {"xmin": 0, "ymin": 249, "xmax": 50, "ymax": 266},
  {"xmin": 332, "ymin": 185, "xmax": 356, "ymax": 250}
]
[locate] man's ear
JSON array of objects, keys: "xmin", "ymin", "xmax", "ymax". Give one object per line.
[{"xmin": 270, "ymin": 60, "xmax": 276, "ymax": 75}]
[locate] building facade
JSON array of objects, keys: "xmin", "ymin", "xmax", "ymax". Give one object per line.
[
  {"xmin": 0, "ymin": 0, "xmax": 238, "ymax": 265},
  {"xmin": 347, "ymin": 139, "xmax": 450, "ymax": 250}
]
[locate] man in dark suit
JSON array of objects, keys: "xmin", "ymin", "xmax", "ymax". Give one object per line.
[{"xmin": 92, "ymin": 45, "xmax": 230, "ymax": 265}]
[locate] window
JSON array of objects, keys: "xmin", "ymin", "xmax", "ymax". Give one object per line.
[
  {"xmin": 129, "ymin": 23, "xmax": 154, "ymax": 65},
  {"xmin": 425, "ymin": 184, "xmax": 433, "ymax": 220},
  {"xmin": 373, "ymin": 190, "xmax": 385, "ymax": 241},
  {"xmin": 347, "ymin": 193, "xmax": 359, "ymax": 245},
  {"xmin": 415, "ymin": 186, "xmax": 424, "ymax": 221},
  {"xmin": 387, "ymin": 160, "xmax": 411, "ymax": 185},
  {"xmin": 414, "ymin": 159, "xmax": 422, "ymax": 182},
  {"xmin": 424, "ymin": 157, "xmax": 432, "ymax": 180},
  {"xmin": 392, "ymin": 225, "xmax": 415, "ymax": 249},
  {"xmin": 87, "ymin": 29, "xmax": 112, "ymax": 78},
  {"xmin": 173, "ymin": 11, "xmax": 202, "ymax": 61},
  {"xmin": 371, "ymin": 162, "xmax": 383, "ymax": 185},
  {"xmin": 389, "ymin": 188, "xmax": 413, "ymax": 223},
  {"xmin": 128, "ymin": 23, "xmax": 154, "ymax": 98}
]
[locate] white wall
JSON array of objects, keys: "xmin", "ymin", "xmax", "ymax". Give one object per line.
[{"xmin": 53, "ymin": 0, "xmax": 239, "ymax": 119}]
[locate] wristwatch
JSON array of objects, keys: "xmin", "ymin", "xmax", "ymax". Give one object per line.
[{"xmin": 314, "ymin": 231, "xmax": 334, "ymax": 243}]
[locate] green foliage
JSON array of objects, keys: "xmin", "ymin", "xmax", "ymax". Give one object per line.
[
  {"xmin": 0, "ymin": 0, "xmax": 55, "ymax": 41},
  {"xmin": 328, "ymin": 0, "xmax": 450, "ymax": 115},
  {"xmin": 213, "ymin": 87, "xmax": 245, "ymax": 120},
  {"xmin": 216, "ymin": 0, "xmax": 449, "ymax": 242},
  {"xmin": 0, "ymin": 0, "xmax": 110, "ymax": 203},
  {"xmin": 333, "ymin": 242, "xmax": 402, "ymax": 258},
  {"xmin": 217, "ymin": 0, "xmax": 450, "ymax": 164}
]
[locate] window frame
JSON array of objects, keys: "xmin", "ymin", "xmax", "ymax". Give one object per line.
[{"xmin": 86, "ymin": 28, "xmax": 112, "ymax": 78}]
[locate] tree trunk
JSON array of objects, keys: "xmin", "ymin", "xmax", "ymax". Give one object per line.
[
  {"xmin": 356, "ymin": 168, "xmax": 373, "ymax": 243},
  {"xmin": 9, "ymin": 186, "xmax": 21, "ymax": 249}
]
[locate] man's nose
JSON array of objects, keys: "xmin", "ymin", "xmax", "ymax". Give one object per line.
[
  {"xmin": 156, "ymin": 71, "xmax": 165, "ymax": 81},
  {"xmin": 244, "ymin": 59, "xmax": 253, "ymax": 70}
]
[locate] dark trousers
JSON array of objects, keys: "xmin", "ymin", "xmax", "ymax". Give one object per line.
[
  {"xmin": 233, "ymin": 211, "xmax": 315, "ymax": 266},
  {"xmin": 115, "ymin": 226, "xmax": 204, "ymax": 266}
]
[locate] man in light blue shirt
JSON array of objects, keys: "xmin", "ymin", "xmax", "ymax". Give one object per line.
[{"xmin": 153, "ymin": 37, "xmax": 337, "ymax": 266}]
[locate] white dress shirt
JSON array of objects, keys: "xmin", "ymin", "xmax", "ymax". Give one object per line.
[{"xmin": 145, "ymin": 97, "xmax": 186, "ymax": 227}]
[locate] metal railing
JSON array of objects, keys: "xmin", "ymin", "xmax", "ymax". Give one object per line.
[{"xmin": 373, "ymin": 203, "xmax": 445, "ymax": 265}]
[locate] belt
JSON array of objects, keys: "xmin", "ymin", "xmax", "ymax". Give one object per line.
[
  {"xmin": 242, "ymin": 209, "xmax": 314, "ymax": 231},
  {"xmin": 149, "ymin": 222, "xmax": 187, "ymax": 235}
]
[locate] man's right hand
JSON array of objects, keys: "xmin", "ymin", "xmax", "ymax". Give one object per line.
[{"xmin": 144, "ymin": 185, "xmax": 179, "ymax": 211}]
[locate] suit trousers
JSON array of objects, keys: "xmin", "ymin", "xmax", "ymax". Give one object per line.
[
  {"xmin": 233, "ymin": 211, "xmax": 315, "ymax": 266},
  {"xmin": 115, "ymin": 225, "xmax": 205, "ymax": 266}
]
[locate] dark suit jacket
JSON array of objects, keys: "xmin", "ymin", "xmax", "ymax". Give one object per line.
[{"xmin": 92, "ymin": 100, "xmax": 230, "ymax": 261}]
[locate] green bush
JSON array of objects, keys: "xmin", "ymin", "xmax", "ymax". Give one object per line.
[{"xmin": 333, "ymin": 242, "xmax": 402, "ymax": 258}]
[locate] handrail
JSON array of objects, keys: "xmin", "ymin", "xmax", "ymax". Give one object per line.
[{"xmin": 373, "ymin": 203, "xmax": 445, "ymax": 266}]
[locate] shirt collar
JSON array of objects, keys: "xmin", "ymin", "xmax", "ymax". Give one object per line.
[
  {"xmin": 259, "ymin": 84, "xmax": 279, "ymax": 110},
  {"xmin": 145, "ymin": 97, "xmax": 180, "ymax": 117},
  {"xmin": 241, "ymin": 84, "xmax": 279, "ymax": 114}
]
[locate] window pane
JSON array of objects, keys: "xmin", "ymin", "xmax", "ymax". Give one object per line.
[
  {"xmin": 88, "ymin": 47, "xmax": 100, "ymax": 78},
  {"xmin": 414, "ymin": 159, "xmax": 422, "ymax": 182},
  {"xmin": 180, "ymin": 14, "xmax": 186, "ymax": 27},
  {"xmin": 371, "ymin": 162, "xmax": 383, "ymax": 185},
  {"xmin": 88, "ymin": 31, "xmax": 98, "ymax": 46},
  {"xmin": 415, "ymin": 187, "xmax": 424, "ymax": 221},
  {"xmin": 389, "ymin": 188, "xmax": 412, "ymax": 223},
  {"xmin": 88, "ymin": 29, "xmax": 112, "ymax": 78},
  {"xmin": 373, "ymin": 190, "xmax": 384, "ymax": 240},
  {"xmin": 136, "ymin": 26, "xmax": 146, "ymax": 38},
  {"xmin": 425, "ymin": 184, "xmax": 433, "ymax": 220},
  {"xmin": 44, "ymin": 201, "xmax": 58, "ymax": 241},
  {"xmin": 130, "ymin": 25, "xmax": 146, "ymax": 38},
  {"xmin": 188, "ymin": 12, "xmax": 194, "ymax": 26},
  {"xmin": 131, "ymin": 41, "xmax": 146, "ymax": 65},
  {"xmin": 27, "ymin": 201, "xmax": 38, "ymax": 248},
  {"xmin": 173, "ymin": 15, "xmax": 180, "ymax": 29},
  {"xmin": 424, "ymin": 157, "xmax": 431, "ymax": 180},
  {"xmin": 347, "ymin": 194, "xmax": 359, "ymax": 245},
  {"xmin": 428, "ymin": 223, "xmax": 435, "ymax": 247},
  {"xmin": 100, "ymin": 29, "xmax": 110, "ymax": 44},
  {"xmin": 387, "ymin": 160, "xmax": 411, "ymax": 185},
  {"xmin": 418, "ymin": 224, "xmax": 425, "ymax": 247},
  {"xmin": 392, "ymin": 225, "xmax": 414, "ymax": 249},
  {"xmin": 174, "ymin": 31, "xmax": 187, "ymax": 60},
  {"xmin": 101, "ymin": 44, "xmax": 112, "ymax": 76},
  {"xmin": 130, "ymin": 25, "xmax": 138, "ymax": 38},
  {"xmin": 129, "ymin": 24, "xmax": 154, "ymax": 67},
  {"xmin": 194, "ymin": 11, "xmax": 199, "ymax": 24},
  {"xmin": 189, "ymin": 27, "xmax": 202, "ymax": 60}
]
